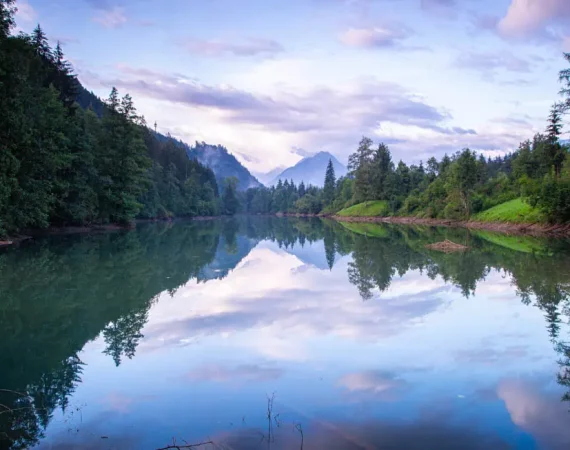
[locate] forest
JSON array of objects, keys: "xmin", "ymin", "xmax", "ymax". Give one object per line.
[
  {"xmin": 2, "ymin": 0, "xmax": 570, "ymax": 240},
  {"xmin": 243, "ymin": 55, "xmax": 570, "ymax": 223},
  {"xmin": 0, "ymin": 2, "xmax": 221, "ymax": 238}
]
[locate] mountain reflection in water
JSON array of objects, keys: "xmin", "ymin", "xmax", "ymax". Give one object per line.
[{"xmin": 0, "ymin": 217, "xmax": 569, "ymax": 450}]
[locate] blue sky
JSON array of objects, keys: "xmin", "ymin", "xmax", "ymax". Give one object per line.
[{"xmin": 13, "ymin": 0, "xmax": 570, "ymax": 172}]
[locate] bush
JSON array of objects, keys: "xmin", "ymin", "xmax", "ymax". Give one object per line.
[
  {"xmin": 535, "ymin": 174, "xmax": 570, "ymax": 223},
  {"xmin": 443, "ymin": 194, "xmax": 468, "ymax": 220}
]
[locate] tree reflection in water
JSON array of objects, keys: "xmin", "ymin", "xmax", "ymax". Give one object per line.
[{"xmin": 0, "ymin": 217, "xmax": 569, "ymax": 448}]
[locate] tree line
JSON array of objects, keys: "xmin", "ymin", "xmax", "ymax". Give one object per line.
[
  {"xmin": 0, "ymin": 2, "xmax": 222, "ymax": 238},
  {"xmin": 241, "ymin": 56, "xmax": 570, "ymax": 223}
]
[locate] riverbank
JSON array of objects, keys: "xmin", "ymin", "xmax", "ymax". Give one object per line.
[
  {"xmin": 0, "ymin": 216, "xmax": 232, "ymax": 247},
  {"xmin": 332, "ymin": 215, "xmax": 570, "ymax": 237}
]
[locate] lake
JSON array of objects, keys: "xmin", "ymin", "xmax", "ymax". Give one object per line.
[{"xmin": 1, "ymin": 217, "xmax": 570, "ymax": 450}]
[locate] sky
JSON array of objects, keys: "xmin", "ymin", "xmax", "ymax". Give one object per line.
[{"xmin": 13, "ymin": 0, "xmax": 570, "ymax": 173}]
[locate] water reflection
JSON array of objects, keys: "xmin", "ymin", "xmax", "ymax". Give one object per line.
[{"xmin": 0, "ymin": 217, "xmax": 569, "ymax": 449}]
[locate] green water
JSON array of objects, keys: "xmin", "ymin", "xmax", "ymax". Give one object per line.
[{"xmin": 1, "ymin": 217, "xmax": 569, "ymax": 449}]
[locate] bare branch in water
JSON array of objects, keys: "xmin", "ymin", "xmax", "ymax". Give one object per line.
[
  {"xmin": 295, "ymin": 423, "xmax": 304, "ymax": 450},
  {"xmin": 156, "ymin": 437, "xmax": 215, "ymax": 450}
]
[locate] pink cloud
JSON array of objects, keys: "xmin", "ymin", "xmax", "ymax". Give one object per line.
[
  {"xmin": 339, "ymin": 26, "xmax": 409, "ymax": 48},
  {"xmin": 93, "ymin": 6, "xmax": 127, "ymax": 29},
  {"xmin": 15, "ymin": 0, "xmax": 36, "ymax": 22},
  {"xmin": 498, "ymin": 0, "xmax": 570, "ymax": 37}
]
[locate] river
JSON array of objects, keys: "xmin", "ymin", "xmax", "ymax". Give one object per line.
[{"xmin": 1, "ymin": 217, "xmax": 570, "ymax": 449}]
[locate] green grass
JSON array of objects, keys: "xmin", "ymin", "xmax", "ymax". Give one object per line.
[
  {"xmin": 474, "ymin": 230, "xmax": 551, "ymax": 255},
  {"xmin": 473, "ymin": 198, "xmax": 546, "ymax": 224},
  {"xmin": 337, "ymin": 201, "xmax": 390, "ymax": 217},
  {"xmin": 339, "ymin": 221, "xmax": 390, "ymax": 238}
]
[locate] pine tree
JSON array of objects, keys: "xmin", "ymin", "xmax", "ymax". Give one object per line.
[
  {"xmin": 53, "ymin": 41, "xmax": 78, "ymax": 111},
  {"xmin": 348, "ymin": 137, "xmax": 374, "ymax": 202},
  {"xmin": 323, "ymin": 159, "xmax": 336, "ymax": 206},
  {"xmin": 222, "ymin": 177, "xmax": 239, "ymax": 215},
  {"xmin": 372, "ymin": 143, "xmax": 393, "ymax": 200},
  {"xmin": 545, "ymin": 103, "xmax": 566, "ymax": 177},
  {"xmin": 0, "ymin": 0, "xmax": 16, "ymax": 39},
  {"xmin": 31, "ymin": 24, "xmax": 52, "ymax": 61}
]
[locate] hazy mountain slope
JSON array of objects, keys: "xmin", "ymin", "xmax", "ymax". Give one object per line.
[
  {"xmin": 188, "ymin": 142, "xmax": 262, "ymax": 191},
  {"xmin": 271, "ymin": 152, "xmax": 347, "ymax": 187},
  {"xmin": 75, "ymin": 87, "xmax": 260, "ymax": 191}
]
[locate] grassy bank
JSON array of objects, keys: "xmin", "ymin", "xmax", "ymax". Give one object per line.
[
  {"xmin": 338, "ymin": 198, "xmax": 547, "ymax": 225},
  {"xmin": 339, "ymin": 221, "xmax": 390, "ymax": 238},
  {"xmin": 473, "ymin": 198, "xmax": 546, "ymax": 224},
  {"xmin": 337, "ymin": 201, "xmax": 390, "ymax": 217}
]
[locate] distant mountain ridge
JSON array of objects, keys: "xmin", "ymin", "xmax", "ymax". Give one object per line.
[
  {"xmin": 254, "ymin": 167, "xmax": 287, "ymax": 185},
  {"xmin": 270, "ymin": 151, "xmax": 347, "ymax": 187},
  {"xmin": 76, "ymin": 85, "xmax": 261, "ymax": 191}
]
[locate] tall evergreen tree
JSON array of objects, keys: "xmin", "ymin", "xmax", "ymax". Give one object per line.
[
  {"xmin": 545, "ymin": 103, "xmax": 566, "ymax": 177},
  {"xmin": 222, "ymin": 177, "xmax": 239, "ymax": 215},
  {"xmin": 371, "ymin": 143, "xmax": 394, "ymax": 200},
  {"xmin": 323, "ymin": 159, "xmax": 336, "ymax": 206},
  {"xmin": 348, "ymin": 136, "xmax": 374, "ymax": 203},
  {"xmin": 31, "ymin": 24, "xmax": 51, "ymax": 61}
]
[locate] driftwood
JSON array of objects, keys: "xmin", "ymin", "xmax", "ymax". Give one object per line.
[{"xmin": 425, "ymin": 240, "xmax": 469, "ymax": 253}]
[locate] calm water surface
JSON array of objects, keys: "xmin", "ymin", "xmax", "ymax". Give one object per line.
[{"xmin": 1, "ymin": 217, "xmax": 570, "ymax": 450}]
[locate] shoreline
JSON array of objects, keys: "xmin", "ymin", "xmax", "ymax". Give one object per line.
[
  {"xmin": 0, "ymin": 216, "xmax": 229, "ymax": 247},
  {"xmin": 2, "ymin": 215, "xmax": 570, "ymax": 247},
  {"xmin": 332, "ymin": 215, "xmax": 570, "ymax": 237}
]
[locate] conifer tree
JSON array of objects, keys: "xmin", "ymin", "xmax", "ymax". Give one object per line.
[{"xmin": 323, "ymin": 159, "xmax": 336, "ymax": 206}]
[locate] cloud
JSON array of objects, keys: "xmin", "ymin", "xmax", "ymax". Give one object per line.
[
  {"xmin": 186, "ymin": 364, "xmax": 284, "ymax": 383},
  {"xmin": 82, "ymin": 63, "xmax": 537, "ymax": 169},
  {"xmin": 339, "ymin": 25, "xmax": 411, "ymax": 49},
  {"xmin": 136, "ymin": 247, "xmax": 451, "ymax": 354},
  {"xmin": 15, "ymin": 0, "xmax": 36, "ymax": 22},
  {"xmin": 455, "ymin": 51, "xmax": 536, "ymax": 77},
  {"xmin": 183, "ymin": 38, "xmax": 284, "ymax": 57},
  {"xmin": 453, "ymin": 345, "xmax": 528, "ymax": 365},
  {"xmin": 93, "ymin": 6, "xmax": 127, "ymax": 28},
  {"xmin": 98, "ymin": 65, "xmax": 449, "ymax": 133},
  {"xmin": 214, "ymin": 411, "xmax": 512, "ymax": 450},
  {"xmin": 497, "ymin": 379, "xmax": 570, "ymax": 449},
  {"xmin": 338, "ymin": 370, "xmax": 409, "ymax": 400},
  {"xmin": 420, "ymin": 0, "xmax": 458, "ymax": 18},
  {"xmin": 498, "ymin": 0, "xmax": 570, "ymax": 38},
  {"xmin": 291, "ymin": 147, "xmax": 314, "ymax": 158}
]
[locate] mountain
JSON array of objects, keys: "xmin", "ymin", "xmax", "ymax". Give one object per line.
[
  {"xmin": 270, "ymin": 152, "xmax": 347, "ymax": 187},
  {"xmin": 188, "ymin": 142, "xmax": 262, "ymax": 191},
  {"xmin": 75, "ymin": 86, "xmax": 261, "ymax": 191},
  {"xmin": 253, "ymin": 167, "xmax": 287, "ymax": 185},
  {"xmin": 198, "ymin": 234, "xmax": 259, "ymax": 282}
]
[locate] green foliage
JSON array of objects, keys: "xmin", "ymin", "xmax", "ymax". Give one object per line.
[
  {"xmin": 0, "ymin": 24, "xmax": 219, "ymax": 237},
  {"xmin": 348, "ymin": 136, "xmax": 375, "ymax": 203},
  {"xmin": 323, "ymin": 159, "xmax": 336, "ymax": 206},
  {"xmin": 222, "ymin": 177, "xmax": 239, "ymax": 215},
  {"xmin": 533, "ymin": 173, "xmax": 570, "ymax": 223},
  {"xmin": 339, "ymin": 221, "xmax": 390, "ymax": 238},
  {"xmin": 337, "ymin": 200, "xmax": 390, "ymax": 217},
  {"xmin": 295, "ymin": 194, "xmax": 322, "ymax": 214},
  {"xmin": 473, "ymin": 198, "xmax": 546, "ymax": 224},
  {"xmin": 473, "ymin": 230, "xmax": 551, "ymax": 255}
]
